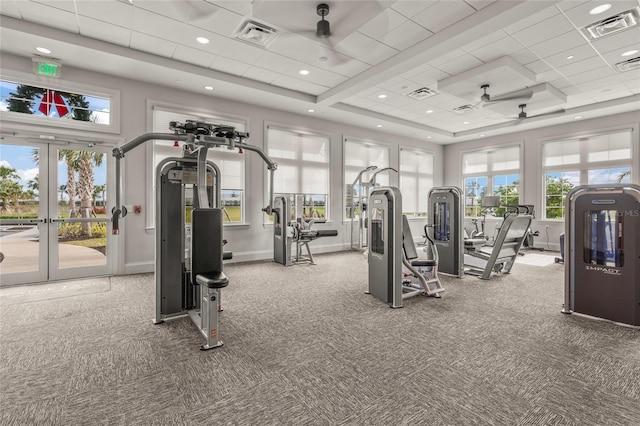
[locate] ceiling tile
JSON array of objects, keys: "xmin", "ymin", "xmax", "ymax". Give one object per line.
[
  {"xmin": 556, "ymin": 1, "xmax": 588, "ymax": 12},
  {"xmin": 358, "ymin": 8, "xmax": 407, "ymax": 39},
  {"xmin": 510, "ymin": 48, "xmax": 539, "ymax": 65},
  {"xmin": 390, "ymin": 0, "xmax": 435, "ymax": 18},
  {"xmin": 77, "ymin": 16, "xmax": 131, "ymax": 48},
  {"xmin": 567, "ymin": 66, "xmax": 615, "ymax": 84},
  {"xmin": 132, "ymin": 8, "xmax": 186, "ymax": 41},
  {"xmin": 461, "ymin": 30, "xmax": 508, "ymax": 54},
  {"xmin": 130, "ymin": 32, "xmax": 176, "ymax": 58},
  {"xmin": 172, "ymin": 45, "xmax": 216, "ymax": 68},
  {"xmin": 525, "ymin": 60, "xmax": 552, "ymax": 75},
  {"xmin": 555, "ymin": 56, "xmax": 607, "ymax": 76},
  {"xmin": 436, "ymin": 54, "xmax": 484, "ymax": 76},
  {"xmin": 12, "ymin": 1, "xmax": 79, "ymax": 33},
  {"xmin": 210, "ymin": 56, "xmax": 251, "ymax": 76},
  {"xmin": 378, "ymin": 19, "xmax": 432, "ymax": 51},
  {"xmin": 592, "ymin": 88, "xmax": 634, "ymax": 102},
  {"xmin": 590, "ymin": 27, "xmax": 640, "ymax": 55},
  {"xmin": 76, "ymin": 1, "xmax": 134, "ymax": 29},
  {"xmin": 270, "ymin": 75, "xmax": 328, "ymax": 95},
  {"xmin": 429, "ymin": 48, "xmax": 467, "ymax": 68},
  {"xmin": 561, "ymin": 1, "xmax": 639, "ymax": 29},
  {"xmin": 212, "ymin": 1, "xmax": 254, "ymax": 16},
  {"xmin": 188, "ymin": 3, "xmax": 245, "ymax": 38},
  {"xmin": 540, "ymin": 43, "xmax": 598, "ymax": 69},
  {"xmin": 32, "ymin": 0, "xmax": 75, "ymax": 13},
  {"xmin": 0, "ymin": 0, "xmax": 22, "ymax": 18},
  {"xmin": 258, "ymin": 51, "xmax": 307, "ymax": 75},
  {"xmin": 503, "ymin": 4, "xmax": 559, "ymax": 34},
  {"xmin": 403, "ymin": 65, "xmax": 451, "ymax": 87},
  {"xmin": 133, "ymin": 0, "xmax": 194, "ymax": 22},
  {"xmin": 179, "ymin": 25, "xmax": 265, "ymax": 65},
  {"xmin": 536, "ymin": 68, "xmax": 565, "ymax": 83},
  {"xmin": 242, "ymin": 66, "xmax": 281, "ymax": 84},
  {"xmin": 527, "ymin": 30, "xmax": 586, "ymax": 58},
  {"xmin": 576, "ymin": 75, "xmax": 626, "ymax": 91},
  {"xmin": 465, "ymin": 0, "xmax": 496, "ymax": 11},
  {"xmin": 412, "ymin": 1, "xmax": 476, "ymax": 33},
  {"xmin": 339, "ymin": 33, "xmax": 398, "ymax": 66},
  {"xmin": 511, "ymin": 14, "xmax": 574, "ymax": 46},
  {"xmin": 467, "ymin": 36, "xmax": 524, "ymax": 63},
  {"xmin": 600, "ymin": 44, "xmax": 640, "ymax": 68}
]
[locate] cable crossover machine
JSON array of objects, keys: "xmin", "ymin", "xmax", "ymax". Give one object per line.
[{"xmin": 111, "ymin": 120, "xmax": 278, "ymax": 349}]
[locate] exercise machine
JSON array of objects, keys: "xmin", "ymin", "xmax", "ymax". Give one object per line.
[
  {"xmin": 427, "ymin": 186, "xmax": 464, "ymax": 277},
  {"xmin": 367, "ymin": 187, "xmax": 443, "ymax": 308},
  {"xmin": 348, "ymin": 166, "xmax": 397, "ymax": 251},
  {"xmin": 463, "ymin": 210, "xmax": 533, "ymax": 280},
  {"xmin": 111, "ymin": 120, "xmax": 278, "ymax": 349},
  {"xmin": 562, "ymin": 184, "xmax": 639, "ymax": 326},
  {"xmin": 401, "ymin": 216, "xmax": 445, "ymax": 298},
  {"xmin": 273, "ymin": 194, "xmax": 338, "ymax": 266},
  {"xmin": 554, "ymin": 233, "xmax": 565, "ymax": 263}
]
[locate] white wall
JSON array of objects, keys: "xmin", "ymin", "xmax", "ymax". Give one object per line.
[
  {"xmin": 443, "ymin": 112, "xmax": 640, "ymax": 251},
  {"xmin": 1, "ymin": 53, "xmax": 443, "ymax": 274}
]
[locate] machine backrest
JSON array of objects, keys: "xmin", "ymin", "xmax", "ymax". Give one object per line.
[
  {"xmin": 491, "ymin": 214, "xmax": 533, "ymax": 257},
  {"xmin": 191, "ymin": 208, "xmax": 224, "ymax": 282},
  {"xmin": 402, "ymin": 214, "xmax": 419, "ymax": 260}
]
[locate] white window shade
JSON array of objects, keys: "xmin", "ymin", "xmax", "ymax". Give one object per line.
[
  {"xmin": 543, "ymin": 140, "xmax": 580, "ymax": 166},
  {"xmin": 491, "ymin": 146, "xmax": 520, "ymax": 171},
  {"xmin": 402, "ymin": 177, "xmax": 418, "ymax": 212},
  {"xmin": 462, "ymin": 151, "xmax": 488, "ymax": 174},
  {"xmin": 400, "ymin": 147, "xmax": 434, "ymax": 215},
  {"xmin": 267, "ymin": 126, "xmax": 330, "ymax": 195},
  {"xmin": 587, "ymin": 132, "xmax": 631, "ymax": 162}
]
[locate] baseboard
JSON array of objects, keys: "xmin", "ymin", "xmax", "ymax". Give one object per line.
[{"xmin": 124, "ymin": 261, "xmax": 154, "ymax": 275}]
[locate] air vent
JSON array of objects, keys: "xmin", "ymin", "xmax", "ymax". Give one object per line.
[
  {"xmin": 452, "ymin": 104, "xmax": 478, "ymax": 113},
  {"xmin": 615, "ymin": 57, "xmax": 640, "ymax": 72},
  {"xmin": 406, "ymin": 87, "xmax": 438, "ymax": 100},
  {"xmin": 583, "ymin": 7, "xmax": 640, "ymax": 40},
  {"xmin": 235, "ymin": 21, "xmax": 279, "ymax": 48}
]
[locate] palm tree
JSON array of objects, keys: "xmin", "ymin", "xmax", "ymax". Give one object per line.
[
  {"xmin": 77, "ymin": 151, "xmax": 104, "ymax": 234},
  {"xmin": 93, "ymin": 184, "xmax": 106, "ymax": 207},
  {"xmin": 616, "ymin": 170, "xmax": 631, "ymax": 183},
  {"xmin": 32, "ymin": 148, "xmax": 79, "ymax": 215},
  {"xmin": 27, "ymin": 175, "xmax": 39, "ymax": 197},
  {"xmin": 58, "ymin": 184, "xmax": 67, "ymax": 202}
]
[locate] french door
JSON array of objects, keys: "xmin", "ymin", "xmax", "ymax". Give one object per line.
[{"xmin": 0, "ymin": 139, "xmax": 114, "ymax": 286}]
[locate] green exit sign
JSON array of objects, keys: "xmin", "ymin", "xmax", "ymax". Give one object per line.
[{"xmin": 32, "ymin": 58, "xmax": 61, "ymax": 78}]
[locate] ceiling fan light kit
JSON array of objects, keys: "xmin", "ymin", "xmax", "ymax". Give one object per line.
[{"xmin": 316, "ymin": 3, "xmax": 331, "ymax": 38}]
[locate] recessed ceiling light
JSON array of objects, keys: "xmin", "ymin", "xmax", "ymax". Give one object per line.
[
  {"xmin": 621, "ymin": 49, "xmax": 639, "ymax": 57},
  {"xmin": 196, "ymin": 36, "xmax": 210, "ymax": 44},
  {"xmin": 566, "ymin": 55, "xmax": 574, "ymax": 60},
  {"xmin": 318, "ymin": 56, "xmax": 328, "ymax": 62},
  {"xmin": 589, "ymin": 4, "xmax": 611, "ymax": 15},
  {"xmin": 426, "ymin": 110, "xmax": 433, "ymax": 113},
  {"xmin": 307, "ymin": 109, "xmax": 315, "ymax": 113},
  {"xmin": 463, "ymin": 121, "xmax": 470, "ymax": 124},
  {"xmin": 480, "ymin": 134, "xmax": 486, "ymax": 137},
  {"xmin": 574, "ymin": 115, "xmax": 583, "ymax": 119},
  {"xmin": 175, "ymin": 79, "xmax": 181, "ymax": 83},
  {"xmin": 427, "ymin": 136, "xmax": 432, "ymax": 139},
  {"xmin": 378, "ymin": 94, "xmax": 387, "ymax": 99},
  {"xmin": 36, "ymin": 47, "xmax": 51, "ymax": 54},
  {"xmin": 376, "ymin": 124, "xmax": 383, "ymax": 128},
  {"xmin": 204, "ymin": 85, "xmax": 214, "ymax": 91},
  {"xmin": 299, "ymin": 69, "xmax": 310, "ymax": 76}
]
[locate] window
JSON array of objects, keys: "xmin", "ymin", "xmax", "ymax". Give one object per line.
[
  {"xmin": 399, "ymin": 147, "xmax": 434, "ymax": 217},
  {"xmin": 0, "ymin": 76, "xmax": 117, "ymax": 132},
  {"xmin": 462, "ymin": 145, "xmax": 521, "ymax": 217},
  {"xmin": 344, "ymin": 137, "xmax": 390, "ymax": 220},
  {"xmin": 267, "ymin": 125, "xmax": 330, "ymax": 220},
  {"xmin": 542, "ymin": 130, "xmax": 632, "ymax": 220},
  {"xmin": 152, "ymin": 107, "xmax": 246, "ymax": 224}
]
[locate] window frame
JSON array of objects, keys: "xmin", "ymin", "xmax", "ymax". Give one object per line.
[
  {"xmin": 461, "ymin": 143, "xmax": 523, "ymax": 218},
  {"xmin": 399, "ymin": 145, "xmax": 435, "ymax": 218},
  {"xmin": 265, "ymin": 122, "xmax": 332, "ymax": 222},
  {"xmin": 146, "ymin": 100, "xmax": 250, "ymax": 229},
  {"xmin": 541, "ymin": 129, "xmax": 633, "ymax": 221},
  {"xmin": 343, "ymin": 136, "xmax": 391, "ymax": 222},
  {"xmin": 0, "ymin": 69, "xmax": 120, "ymax": 134}
]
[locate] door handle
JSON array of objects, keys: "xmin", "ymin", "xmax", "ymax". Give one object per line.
[{"xmin": 50, "ymin": 218, "xmax": 66, "ymax": 223}]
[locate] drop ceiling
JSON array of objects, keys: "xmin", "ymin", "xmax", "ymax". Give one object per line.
[{"xmin": 0, "ymin": 0, "xmax": 639, "ymax": 144}]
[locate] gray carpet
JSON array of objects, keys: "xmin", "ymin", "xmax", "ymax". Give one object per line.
[{"xmin": 1, "ymin": 251, "xmax": 639, "ymax": 425}]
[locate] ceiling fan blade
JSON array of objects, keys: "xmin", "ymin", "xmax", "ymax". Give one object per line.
[
  {"xmin": 486, "ymin": 92, "xmax": 533, "ymax": 104},
  {"xmin": 515, "ymin": 108, "xmax": 566, "ymax": 123}
]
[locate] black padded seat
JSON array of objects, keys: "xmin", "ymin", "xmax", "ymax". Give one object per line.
[
  {"xmin": 196, "ymin": 271, "xmax": 229, "ymax": 289},
  {"xmin": 316, "ymin": 230, "xmax": 338, "ymax": 237},
  {"xmin": 411, "ymin": 260, "xmax": 437, "ymax": 267}
]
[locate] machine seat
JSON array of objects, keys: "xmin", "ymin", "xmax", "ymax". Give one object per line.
[
  {"xmin": 196, "ymin": 271, "xmax": 229, "ymax": 289},
  {"xmin": 315, "ymin": 229, "xmax": 338, "ymax": 238},
  {"xmin": 411, "ymin": 259, "xmax": 437, "ymax": 267}
]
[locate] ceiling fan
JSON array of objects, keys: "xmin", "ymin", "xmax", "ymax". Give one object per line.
[
  {"xmin": 514, "ymin": 104, "xmax": 566, "ymax": 122},
  {"xmin": 473, "ymin": 84, "xmax": 533, "ymax": 108},
  {"xmin": 316, "ymin": 3, "xmax": 331, "ymax": 38}
]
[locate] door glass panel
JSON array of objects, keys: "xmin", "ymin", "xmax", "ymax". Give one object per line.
[
  {"xmin": 0, "ymin": 143, "xmax": 43, "ymax": 276},
  {"xmin": 56, "ymin": 148, "xmax": 107, "ymax": 269}
]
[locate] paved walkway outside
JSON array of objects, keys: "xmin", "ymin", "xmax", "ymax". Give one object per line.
[{"xmin": 0, "ymin": 226, "xmax": 106, "ymax": 275}]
